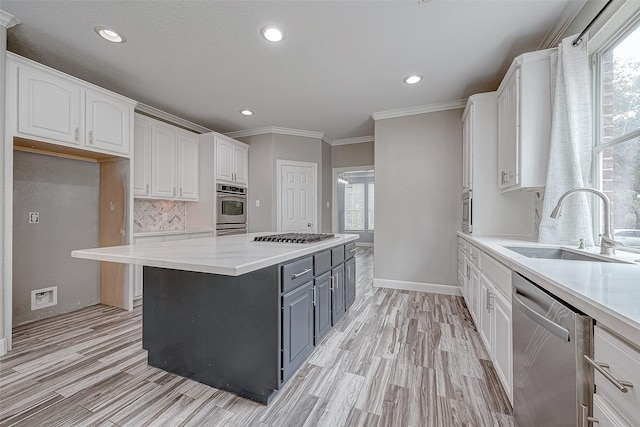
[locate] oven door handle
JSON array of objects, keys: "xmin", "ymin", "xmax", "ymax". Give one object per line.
[{"xmin": 513, "ymin": 290, "xmax": 570, "ymax": 342}]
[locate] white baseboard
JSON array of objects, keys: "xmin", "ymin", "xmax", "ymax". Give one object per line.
[
  {"xmin": 373, "ymin": 278, "xmax": 461, "ymax": 296},
  {"xmin": 0, "ymin": 337, "xmax": 7, "ymax": 356}
]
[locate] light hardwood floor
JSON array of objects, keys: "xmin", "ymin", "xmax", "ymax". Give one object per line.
[{"xmin": 0, "ymin": 248, "xmax": 513, "ymax": 426}]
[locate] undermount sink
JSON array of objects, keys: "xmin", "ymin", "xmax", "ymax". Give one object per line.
[{"xmin": 503, "ymin": 246, "xmax": 628, "ymax": 263}]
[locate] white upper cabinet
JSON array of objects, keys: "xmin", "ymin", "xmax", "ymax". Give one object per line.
[
  {"xmin": 134, "ymin": 114, "xmax": 199, "ymax": 201},
  {"xmin": 177, "ymin": 133, "xmax": 199, "ymax": 200},
  {"xmin": 17, "ymin": 65, "xmax": 82, "ymax": 146},
  {"xmin": 85, "ymin": 90, "xmax": 131, "ymax": 155},
  {"xmin": 216, "ymin": 136, "xmax": 248, "ymax": 185},
  {"xmin": 462, "ymin": 103, "xmax": 473, "ymax": 192},
  {"xmin": 497, "ymin": 49, "xmax": 554, "ymax": 192},
  {"xmin": 8, "ymin": 53, "xmax": 135, "ymax": 157}
]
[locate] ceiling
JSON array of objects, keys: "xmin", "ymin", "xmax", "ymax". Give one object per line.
[{"xmin": 2, "ymin": 1, "xmax": 578, "ymax": 142}]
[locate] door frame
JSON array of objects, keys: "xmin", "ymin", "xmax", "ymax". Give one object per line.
[
  {"xmin": 332, "ymin": 165, "xmax": 375, "ymax": 235},
  {"xmin": 276, "ymin": 159, "xmax": 318, "ymax": 232}
]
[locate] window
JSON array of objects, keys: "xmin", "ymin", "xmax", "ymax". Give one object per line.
[
  {"xmin": 344, "ymin": 183, "xmax": 365, "ymax": 231},
  {"xmin": 594, "ymin": 22, "xmax": 640, "ymax": 238}
]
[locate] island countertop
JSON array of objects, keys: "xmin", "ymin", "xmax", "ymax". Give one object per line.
[{"xmin": 72, "ymin": 232, "xmax": 359, "ymax": 276}]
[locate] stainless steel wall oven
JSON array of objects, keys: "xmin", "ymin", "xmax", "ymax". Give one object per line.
[{"xmin": 216, "ymin": 184, "xmax": 247, "ymax": 234}]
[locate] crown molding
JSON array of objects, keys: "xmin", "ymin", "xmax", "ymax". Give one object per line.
[
  {"xmin": 0, "ymin": 10, "xmax": 20, "ymax": 28},
  {"xmin": 537, "ymin": 1, "xmax": 588, "ymax": 50},
  {"xmin": 225, "ymin": 126, "xmax": 325, "ymax": 140},
  {"xmin": 332, "ymin": 135, "xmax": 375, "ymax": 146},
  {"xmin": 135, "ymin": 103, "xmax": 212, "ymax": 134},
  {"xmin": 371, "ymin": 99, "xmax": 467, "ymax": 121}
]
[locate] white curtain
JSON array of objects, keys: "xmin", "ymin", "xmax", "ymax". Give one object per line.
[{"xmin": 538, "ymin": 35, "xmax": 594, "ymax": 246}]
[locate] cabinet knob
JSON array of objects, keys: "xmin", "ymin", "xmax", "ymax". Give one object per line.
[
  {"xmin": 89, "ymin": 130, "xmax": 94, "ymax": 144},
  {"xmin": 74, "ymin": 127, "xmax": 80, "ymax": 142}
]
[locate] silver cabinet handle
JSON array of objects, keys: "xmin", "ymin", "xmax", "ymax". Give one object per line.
[
  {"xmin": 89, "ymin": 130, "xmax": 94, "ymax": 144},
  {"xmin": 330, "ymin": 275, "xmax": 334, "ymax": 291},
  {"xmin": 486, "ymin": 289, "xmax": 492, "ymax": 311},
  {"xmin": 146, "ymin": 184, "xmax": 149, "ymax": 194},
  {"xmin": 292, "ymin": 268, "xmax": 312, "ymax": 279},
  {"xmin": 74, "ymin": 127, "xmax": 80, "ymax": 142},
  {"xmin": 180, "ymin": 188, "xmax": 183, "ymax": 197},
  {"xmin": 501, "ymin": 171, "xmax": 508, "ymax": 185},
  {"xmin": 513, "ymin": 291, "xmax": 570, "ymax": 341},
  {"xmin": 580, "ymin": 404, "xmax": 599, "ymax": 425},
  {"xmin": 349, "ymin": 248, "xmax": 356, "ymax": 253},
  {"xmin": 173, "ymin": 187, "xmax": 176, "ymax": 196},
  {"xmin": 312, "ymin": 286, "xmax": 316, "ymax": 306},
  {"xmin": 584, "ymin": 355, "xmax": 633, "ymax": 393}
]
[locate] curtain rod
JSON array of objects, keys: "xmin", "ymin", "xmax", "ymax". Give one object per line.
[{"xmin": 572, "ymin": 0, "xmax": 615, "ymax": 46}]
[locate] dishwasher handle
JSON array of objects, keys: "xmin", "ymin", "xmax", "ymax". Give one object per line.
[{"xmin": 513, "ymin": 290, "xmax": 571, "ymax": 342}]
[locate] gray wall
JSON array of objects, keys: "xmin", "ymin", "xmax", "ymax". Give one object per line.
[
  {"xmin": 13, "ymin": 151, "xmax": 100, "ymax": 325},
  {"xmin": 322, "ymin": 141, "xmax": 332, "ymax": 232},
  {"xmin": 374, "ymin": 110, "xmax": 462, "ymax": 287},
  {"xmin": 1, "ymin": 20, "xmax": 8, "ymax": 348},
  {"xmin": 240, "ymin": 133, "xmax": 327, "ymax": 233},
  {"xmin": 332, "ymin": 141, "xmax": 374, "ymax": 168}
]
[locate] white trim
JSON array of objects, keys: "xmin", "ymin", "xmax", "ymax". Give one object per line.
[
  {"xmin": 332, "ymin": 135, "xmax": 374, "ymax": 146},
  {"xmin": 536, "ymin": 1, "xmax": 588, "ymax": 50},
  {"xmin": 322, "ymin": 135, "xmax": 334, "ymax": 145},
  {"xmin": 371, "ymin": 99, "xmax": 466, "ymax": 121},
  {"xmin": 373, "ymin": 278, "xmax": 461, "ymax": 296},
  {"xmin": 277, "ymin": 160, "xmax": 318, "ymax": 233},
  {"xmin": 0, "ymin": 10, "xmax": 20, "ymax": 28},
  {"xmin": 0, "ymin": 338, "xmax": 6, "ymax": 357},
  {"xmin": 356, "ymin": 242, "xmax": 374, "ymax": 247},
  {"xmin": 226, "ymin": 126, "xmax": 325, "ymax": 140},
  {"xmin": 332, "ymin": 165, "xmax": 375, "ymax": 233},
  {"xmin": 135, "ymin": 103, "xmax": 211, "ymax": 134}
]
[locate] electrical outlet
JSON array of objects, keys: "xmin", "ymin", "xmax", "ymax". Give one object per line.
[
  {"xmin": 255, "ymin": 200, "xmax": 260, "ymax": 207},
  {"xmin": 29, "ymin": 212, "xmax": 39, "ymax": 223},
  {"xmin": 326, "ymin": 202, "xmax": 330, "ymax": 208}
]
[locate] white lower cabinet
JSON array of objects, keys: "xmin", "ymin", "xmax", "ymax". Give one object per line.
[
  {"xmin": 458, "ymin": 237, "xmax": 513, "ymax": 403},
  {"xmin": 591, "ymin": 326, "xmax": 640, "ymax": 425}
]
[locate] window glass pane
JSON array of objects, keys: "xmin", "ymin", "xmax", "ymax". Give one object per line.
[
  {"xmin": 600, "ymin": 136, "xmax": 640, "ymax": 247},
  {"xmin": 345, "ymin": 183, "xmax": 365, "ymax": 231},
  {"xmin": 600, "ymin": 25, "xmax": 640, "ymax": 141},
  {"xmin": 367, "ymin": 182, "xmax": 374, "ymax": 231}
]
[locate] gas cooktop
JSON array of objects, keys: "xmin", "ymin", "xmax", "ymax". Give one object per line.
[{"xmin": 253, "ymin": 233, "xmax": 335, "ymax": 243}]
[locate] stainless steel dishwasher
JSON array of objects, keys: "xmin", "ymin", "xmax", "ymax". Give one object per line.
[{"xmin": 512, "ymin": 272, "xmax": 593, "ymax": 427}]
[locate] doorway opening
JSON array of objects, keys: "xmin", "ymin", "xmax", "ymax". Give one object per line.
[{"xmin": 333, "ymin": 168, "xmax": 374, "ymax": 245}]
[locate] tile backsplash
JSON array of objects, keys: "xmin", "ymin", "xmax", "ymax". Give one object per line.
[{"xmin": 134, "ymin": 199, "xmax": 186, "ymax": 232}]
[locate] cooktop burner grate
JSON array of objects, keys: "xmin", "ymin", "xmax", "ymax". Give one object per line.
[{"xmin": 253, "ymin": 233, "xmax": 335, "ymax": 243}]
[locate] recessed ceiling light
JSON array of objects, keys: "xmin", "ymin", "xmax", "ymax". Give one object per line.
[
  {"xmin": 261, "ymin": 26, "xmax": 285, "ymax": 42},
  {"xmin": 404, "ymin": 75, "xmax": 423, "ymax": 85},
  {"xmin": 94, "ymin": 25, "xmax": 126, "ymax": 43},
  {"xmin": 240, "ymin": 109, "xmax": 254, "ymax": 116}
]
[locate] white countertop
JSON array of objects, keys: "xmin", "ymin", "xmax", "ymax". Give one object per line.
[
  {"xmin": 133, "ymin": 228, "xmax": 216, "ymax": 238},
  {"xmin": 458, "ymin": 232, "xmax": 640, "ymax": 344},
  {"xmin": 73, "ymin": 233, "xmax": 359, "ymax": 276}
]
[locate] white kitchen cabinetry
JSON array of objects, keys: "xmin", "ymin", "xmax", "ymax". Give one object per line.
[
  {"xmin": 134, "ymin": 114, "xmax": 199, "ymax": 201},
  {"xmin": 8, "ymin": 53, "xmax": 134, "ymax": 157},
  {"xmin": 497, "ymin": 49, "xmax": 554, "ymax": 192},
  {"xmin": 133, "ymin": 230, "xmax": 214, "ymax": 298},
  {"xmin": 590, "ymin": 325, "xmax": 640, "ymax": 425},
  {"xmin": 462, "ymin": 103, "xmax": 473, "ymax": 192},
  {"xmin": 458, "ymin": 236, "xmax": 513, "ymax": 403},
  {"xmin": 216, "ymin": 135, "xmax": 248, "ymax": 185}
]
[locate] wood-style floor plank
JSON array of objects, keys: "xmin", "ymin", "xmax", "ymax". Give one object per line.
[{"xmin": 0, "ymin": 248, "xmax": 513, "ymax": 426}]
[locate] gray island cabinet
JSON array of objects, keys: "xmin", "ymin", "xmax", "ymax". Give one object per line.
[{"xmin": 72, "ymin": 233, "xmax": 358, "ymax": 404}]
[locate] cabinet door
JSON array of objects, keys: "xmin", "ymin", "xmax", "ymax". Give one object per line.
[
  {"xmin": 282, "ymin": 281, "xmax": 314, "ymax": 381},
  {"xmin": 478, "ymin": 276, "xmax": 493, "ymax": 352},
  {"xmin": 177, "ymin": 132, "xmax": 199, "ymax": 200},
  {"xmin": 331, "ymin": 264, "xmax": 345, "ymax": 325},
  {"xmin": 233, "ymin": 144, "xmax": 248, "ymax": 185},
  {"xmin": 498, "ymin": 68, "xmax": 520, "ymax": 190},
  {"xmin": 133, "ymin": 118, "xmax": 152, "ymax": 197},
  {"xmin": 462, "ymin": 105, "xmax": 473, "ymax": 191},
  {"xmin": 314, "ymin": 272, "xmax": 332, "ymax": 344},
  {"xmin": 18, "ymin": 65, "xmax": 82, "ymax": 146},
  {"xmin": 151, "ymin": 125, "xmax": 177, "ymax": 199},
  {"xmin": 85, "ymin": 90, "xmax": 131, "ymax": 155},
  {"xmin": 492, "ymin": 290, "xmax": 513, "ymax": 403},
  {"xmin": 216, "ymin": 138, "xmax": 234, "ymax": 182},
  {"xmin": 345, "ymin": 258, "xmax": 356, "ymax": 309},
  {"xmin": 469, "ymin": 265, "xmax": 481, "ymax": 324}
]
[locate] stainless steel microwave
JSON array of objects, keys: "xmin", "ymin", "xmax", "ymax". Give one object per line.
[
  {"xmin": 462, "ymin": 190, "xmax": 472, "ymax": 233},
  {"xmin": 217, "ymin": 184, "xmax": 247, "ymax": 226}
]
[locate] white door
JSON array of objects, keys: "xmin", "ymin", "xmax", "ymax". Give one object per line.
[{"xmin": 278, "ymin": 161, "xmax": 317, "ymax": 233}]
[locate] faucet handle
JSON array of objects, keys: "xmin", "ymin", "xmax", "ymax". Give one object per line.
[{"xmin": 578, "ymin": 239, "xmax": 586, "ymax": 250}]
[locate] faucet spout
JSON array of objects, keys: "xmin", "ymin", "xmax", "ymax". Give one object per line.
[{"xmin": 550, "ymin": 187, "xmax": 619, "ymax": 255}]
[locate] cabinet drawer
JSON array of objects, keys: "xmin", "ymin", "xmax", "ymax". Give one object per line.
[
  {"xmin": 331, "ymin": 246, "xmax": 345, "ymax": 267},
  {"xmin": 594, "ymin": 326, "xmax": 640, "ymax": 421},
  {"xmin": 345, "ymin": 242, "xmax": 356, "ymax": 260},
  {"xmin": 593, "ymin": 394, "xmax": 634, "ymax": 427},
  {"xmin": 281, "ymin": 257, "xmax": 314, "ymax": 293},
  {"xmin": 314, "ymin": 250, "xmax": 332, "ymax": 276},
  {"xmin": 481, "ymin": 252, "xmax": 511, "ymax": 300}
]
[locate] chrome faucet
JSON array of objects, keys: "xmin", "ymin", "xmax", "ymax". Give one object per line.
[{"xmin": 550, "ymin": 187, "xmax": 621, "ymax": 255}]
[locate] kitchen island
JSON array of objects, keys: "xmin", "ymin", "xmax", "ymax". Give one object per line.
[{"xmin": 72, "ymin": 232, "xmax": 359, "ymax": 404}]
